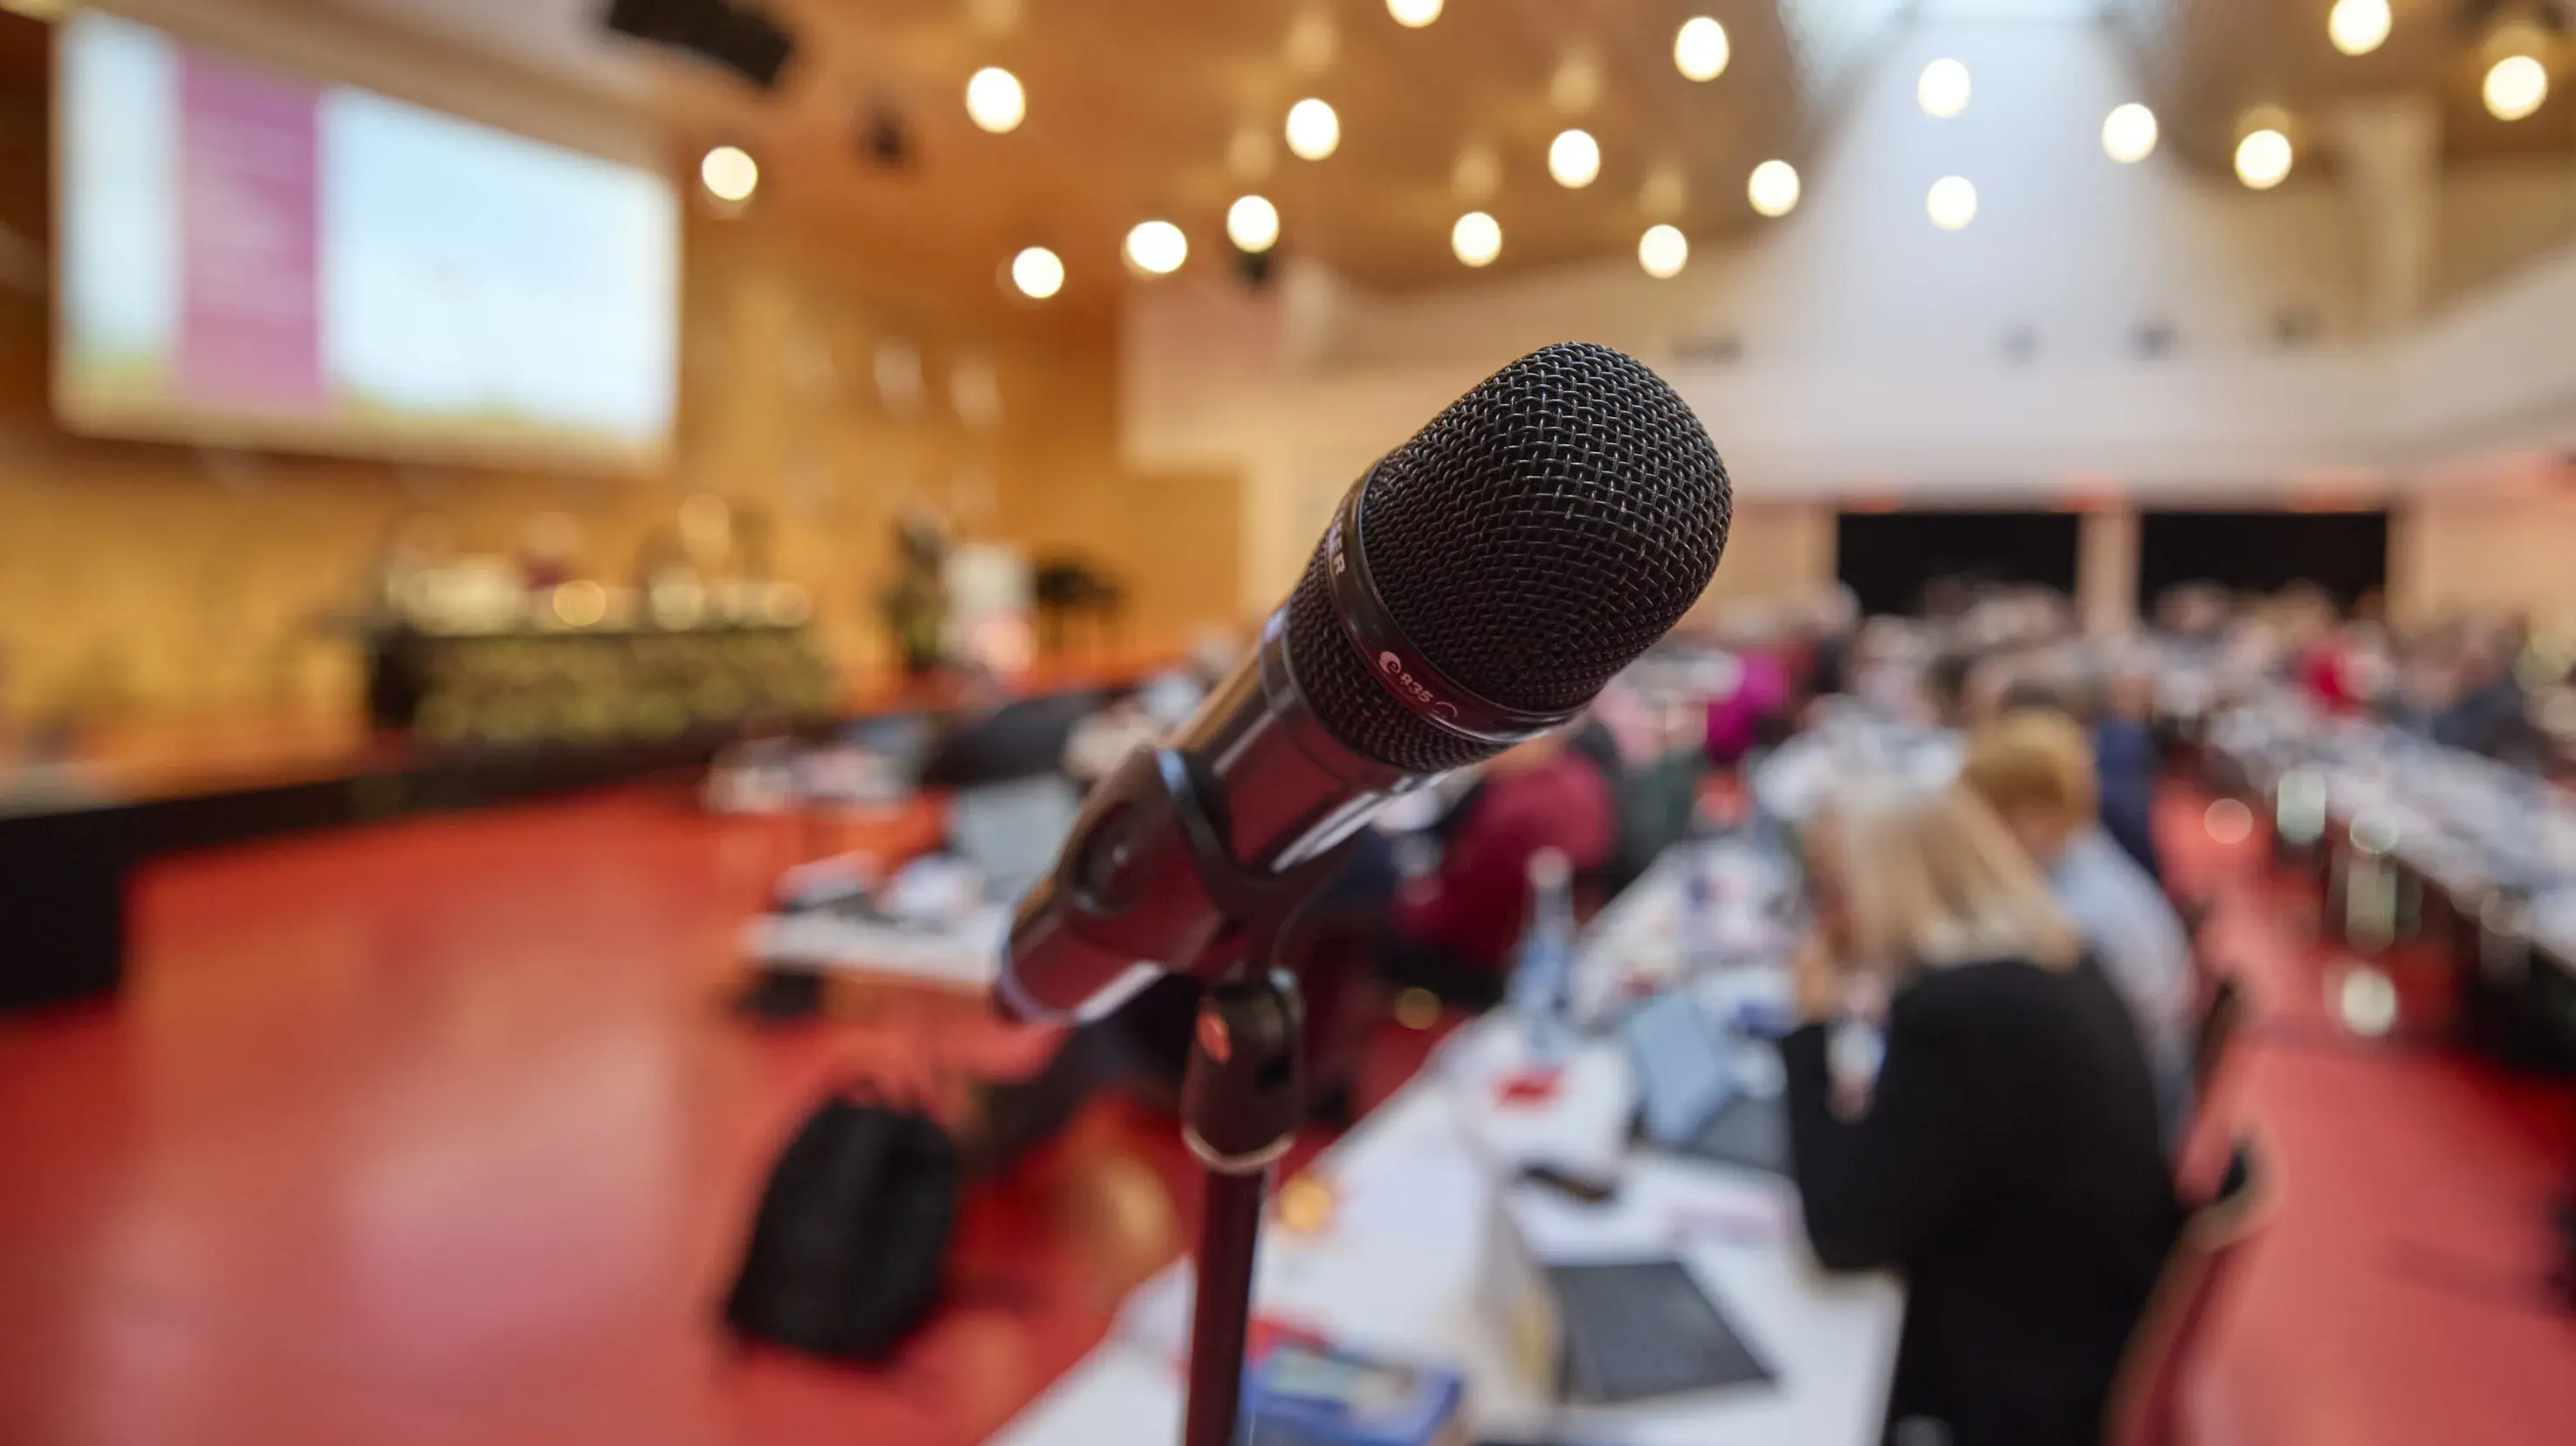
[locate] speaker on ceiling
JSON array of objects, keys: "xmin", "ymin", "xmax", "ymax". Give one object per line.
[
  {"xmin": 601, "ymin": 0, "xmax": 796, "ymax": 92},
  {"xmin": 860, "ymin": 103, "xmax": 914, "ymax": 171}
]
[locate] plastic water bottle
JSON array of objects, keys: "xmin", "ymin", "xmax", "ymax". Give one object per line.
[
  {"xmin": 1682, "ymin": 844, "xmax": 1723, "ymax": 976},
  {"xmin": 1511, "ymin": 847, "xmax": 1577, "ymax": 1059}
]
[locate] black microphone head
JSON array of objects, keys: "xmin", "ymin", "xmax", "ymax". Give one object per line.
[{"xmin": 1287, "ymin": 342, "xmax": 1732, "ymax": 772}]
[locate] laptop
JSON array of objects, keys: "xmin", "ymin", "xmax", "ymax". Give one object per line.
[{"xmin": 1622, "ymin": 990, "xmax": 1791, "ymax": 1175}]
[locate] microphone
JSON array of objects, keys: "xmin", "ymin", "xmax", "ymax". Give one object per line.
[{"xmin": 993, "ymin": 342, "xmax": 1732, "ymax": 1023}]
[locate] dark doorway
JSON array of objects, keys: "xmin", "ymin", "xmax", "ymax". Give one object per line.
[
  {"xmin": 2136, "ymin": 511, "xmax": 2388, "ymax": 613},
  {"xmin": 1835, "ymin": 511, "xmax": 2082, "ymax": 617}
]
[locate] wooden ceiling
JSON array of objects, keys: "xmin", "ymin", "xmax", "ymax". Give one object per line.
[
  {"xmin": 2112, "ymin": 0, "xmax": 2576, "ymax": 169},
  {"xmin": 291, "ymin": 0, "xmax": 2576, "ymax": 317},
  {"xmin": 317, "ymin": 0, "xmax": 1814, "ymax": 312}
]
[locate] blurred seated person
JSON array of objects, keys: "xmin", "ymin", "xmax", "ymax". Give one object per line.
[
  {"xmin": 2282, "ymin": 586, "xmax": 2361, "ymax": 715},
  {"xmin": 1785, "ymin": 781, "xmax": 2181, "ymax": 1446},
  {"xmin": 2435, "ymin": 628, "xmax": 2538, "ymax": 764},
  {"xmin": 1801, "ymin": 584, "xmax": 1863, "ymax": 701},
  {"xmin": 1588, "ymin": 673, "xmax": 1707, "ymax": 891},
  {"xmin": 1380, "ymin": 727, "xmax": 1615, "ymax": 1009},
  {"xmin": 1921, "ymin": 648, "xmax": 1989, "ymax": 730},
  {"xmin": 2094, "ymin": 662, "xmax": 2167, "ymax": 878},
  {"xmin": 1704, "ymin": 607, "xmax": 1793, "ymax": 766},
  {"xmin": 1960, "ymin": 710, "xmax": 2194, "ymax": 1143},
  {"xmin": 1995, "ymin": 668, "xmax": 2163, "ymax": 886}
]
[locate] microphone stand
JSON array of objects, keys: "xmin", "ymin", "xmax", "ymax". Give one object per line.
[{"xmin": 1135, "ymin": 748, "xmax": 1359, "ymax": 1446}]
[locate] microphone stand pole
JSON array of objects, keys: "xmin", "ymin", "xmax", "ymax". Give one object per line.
[
  {"xmin": 1137, "ymin": 749, "xmax": 1356, "ymax": 1446},
  {"xmin": 1178, "ymin": 954, "xmax": 1303, "ymax": 1446}
]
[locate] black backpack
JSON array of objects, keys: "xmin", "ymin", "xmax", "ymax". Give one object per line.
[{"xmin": 723, "ymin": 1091, "xmax": 960, "ymax": 1360}]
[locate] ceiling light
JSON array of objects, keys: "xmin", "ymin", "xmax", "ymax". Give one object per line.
[
  {"xmin": 1918, "ymin": 58, "xmax": 1971, "ymax": 119},
  {"xmin": 1548, "ymin": 128, "xmax": 1600, "ymax": 188},
  {"xmin": 1387, "ymin": 0, "xmax": 1441, "ymax": 28},
  {"xmin": 2101, "ymin": 102, "xmax": 2158, "ymax": 163},
  {"xmin": 1226, "ymin": 195, "xmax": 1280, "ymax": 253},
  {"xmin": 699, "ymin": 145, "xmax": 758, "ymax": 202},
  {"xmin": 1124, "ymin": 220, "xmax": 1187, "ymax": 275},
  {"xmin": 1674, "ymin": 17, "xmax": 1729, "ymax": 81},
  {"xmin": 1638, "ymin": 224, "xmax": 1688, "ymax": 279},
  {"xmin": 1451, "ymin": 210, "xmax": 1501, "ymax": 267},
  {"xmin": 1927, "ymin": 175, "xmax": 1977, "ymax": 230},
  {"xmin": 2235, "ymin": 128, "xmax": 2292, "ymax": 188},
  {"xmin": 1747, "ymin": 159, "xmax": 1800, "ymax": 217},
  {"xmin": 1010, "ymin": 245, "xmax": 1063, "ymax": 298},
  {"xmin": 965, "ymin": 66, "xmax": 1025, "ymax": 133},
  {"xmin": 2327, "ymin": 0, "xmax": 2390, "ymax": 58},
  {"xmin": 1285, "ymin": 98, "xmax": 1340, "ymax": 160},
  {"xmin": 2486, "ymin": 54, "xmax": 2549, "ymax": 121}
]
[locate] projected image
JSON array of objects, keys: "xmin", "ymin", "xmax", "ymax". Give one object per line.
[{"xmin": 58, "ymin": 12, "xmax": 678, "ymax": 464}]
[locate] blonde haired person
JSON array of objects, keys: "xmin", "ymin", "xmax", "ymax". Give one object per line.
[
  {"xmin": 1960, "ymin": 709, "xmax": 2194, "ymax": 1142},
  {"xmin": 1787, "ymin": 781, "xmax": 2179, "ymax": 1446}
]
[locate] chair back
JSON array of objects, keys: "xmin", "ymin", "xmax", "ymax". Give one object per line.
[
  {"xmin": 2191, "ymin": 971, "xmax": 2248, "ymax": 1098},
  {"xmin": 2105, "ymin": 1139, "xmax": 2275, "ymax": 1446}
]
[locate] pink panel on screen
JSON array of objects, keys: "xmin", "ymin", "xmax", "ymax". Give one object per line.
[{"xmin": 176, "ymin": 50, "xmax": 324, "ymax": 412}]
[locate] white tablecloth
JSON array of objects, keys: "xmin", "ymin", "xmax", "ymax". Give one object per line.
[{"xmin": 990, "ymin": 846, "xmax": 1904, "ymax": 1446}]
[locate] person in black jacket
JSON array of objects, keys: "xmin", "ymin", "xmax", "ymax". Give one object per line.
[{"xmin": 1783, "ymin": 781, "xmax": 2181, "ymax": 1446}]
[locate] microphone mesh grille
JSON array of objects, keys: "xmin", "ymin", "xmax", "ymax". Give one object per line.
[
  {"xmin": 1285, "ymin": 342, "xmax": 1731, "ymax": 771},
  {"xmin": 1365, "ymin": 342, "xmax": 1732, "ymax": 714},
  {"xmin": 1287, "ymin": 547, "xmax": 1503, "ymax": 772}
]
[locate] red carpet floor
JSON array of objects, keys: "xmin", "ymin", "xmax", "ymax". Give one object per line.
[
  {"xmin": 1, "ymin": 782, "xmax": 2571, "ymax": 1445},
  {"xmin": 2157, "ymin": 787, "xmax": 2576, "ymax": 1446},
  {"xmin": 0, "ymin": 788, "xmax": 1440, "ymax": 1446}
]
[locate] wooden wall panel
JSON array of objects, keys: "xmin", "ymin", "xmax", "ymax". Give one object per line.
[{"xmin": 0, "ymin": 68, "xmax": 1240, "ymax": 726}]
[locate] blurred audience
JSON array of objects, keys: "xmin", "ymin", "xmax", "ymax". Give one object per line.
[
  {"xmin": 1703, "ymin": 604, "xmax": 1793, "ymax": 766},
  {"xmin": 1784, "ymin": 781, "xmax": 2181, "ymax": 1446},
  {"xmin": 1960, "ymin": 709, "xmax": 2195, "ymax": 1143},
  {"xmin": 1380, "ymin": 728, "xmax": 1616, "ymax": 1009}
]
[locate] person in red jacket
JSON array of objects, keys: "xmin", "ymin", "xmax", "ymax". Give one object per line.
[{"xmin": 1380, "ymin": 729, "xmax": 1618, "ymax": 1009}]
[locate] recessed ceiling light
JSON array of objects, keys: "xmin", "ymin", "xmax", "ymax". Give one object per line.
[
  {"xmin": 1010, "ymin": 245, "xmax": 1064, "ymax": 298},
  {"xmin": 1124, "ymin": 220, "xmax": 1187, "ymax": 275},
  {"xmin": 2327, "ymin": 0, "xmax": 2390, "ymax": 58},
  {"xmin": 1387, "ymin": 0, "xmax": 1441, "ymax": 28},
  {"xmin": 1548, "ymin": 128, "xmax": 1600, "ymax": 188},
  {"xmin": 1747, "ymin": 159, "xmax": 1800, "ymax": 217},
  {"xmin": 1673, "ymin": 17, "xmax": 1729, "ymax": 81},
  {"xmin": 1927, "ymin": 175, "xmax": 1977, "ymax": 230},
  {"xmin": 1226, "ymin": 195, "xmax": 1280, "ymax": 253},
  {"xmin": 2486, "ymin": 54, "xmax": 2549, "ymax": 121},
  {"xmin": 2235, "ymin": 128, "xmax": 2292, "ymax": 188},
  {"xmin": 2101, "ymin": 103, "xmax": 2158, "ymax": 163},
  {"xmin": 1451, "ymin": 210, "xmax": 1501, "ymax": 267},
  {"xmin": 699, "ymin": 145, "xmax": 758, "ymax": 202},
  {"xmin": 965, "ymin": 66, "xmax": 1025, "ymax": 133},
  {"xmin": 1285, "ymin": 98, "xmax": 1340, "ymax": 161},
  {"xmin": 1638, "ymin": 224, "xmax": 1688, "ymax": 279},
  {"xmin": 1919, "ymin": 58, "xmax": 1971, "ymax": 119}
]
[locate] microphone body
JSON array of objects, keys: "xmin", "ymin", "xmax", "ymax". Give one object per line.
[
  {"xmin": 995, "ymin": 613, "xmax": 1425, "ymax": 1022},
  {"xmin": 994, "ymin": 342, "xmax": 1732, "ymax": 1024}
]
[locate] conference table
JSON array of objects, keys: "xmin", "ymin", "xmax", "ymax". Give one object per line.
[
  {"xmin": 2202, "ymin": 693, "xmax": 2576, "ymax": 1068},
  {"xmin": 991, "ymin": 839, "xmax": 1906, "ymax": 1446}
]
